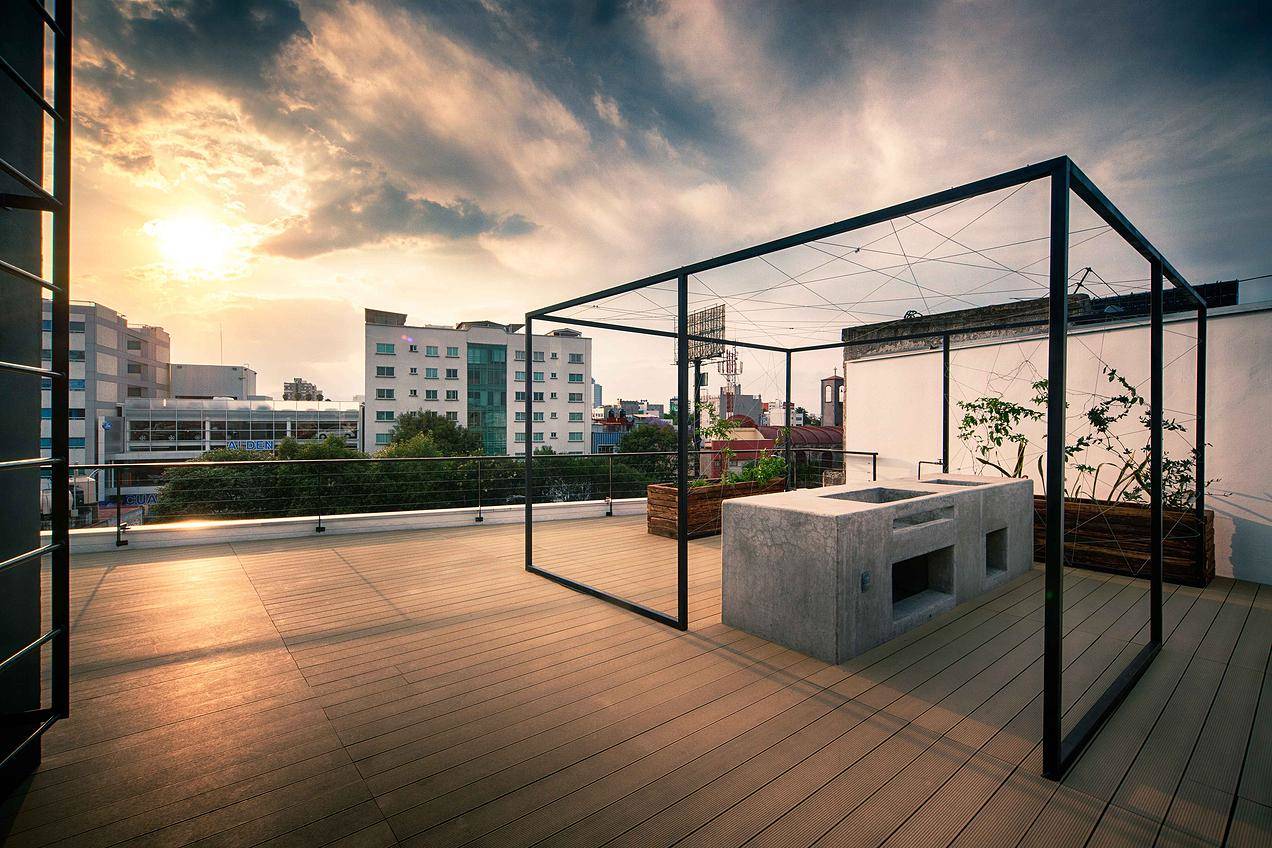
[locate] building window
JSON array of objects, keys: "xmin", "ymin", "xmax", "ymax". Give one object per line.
[
  {"xmin": 569, "ymin": 392, "xmax": 583, "ymax": 403},
  {"xmin": 409, "ymin": 366, "xmax": 418, "ymax": 375},
  {"xmin": 568, "ymin": 431, "xmax": 584, "ymax": 442},
  {"xmin": 515, "ymin": 391, "xmax": 526, "ymax": 401},
  {"xmin": 409, "ymin": 344, "xmax": 418, "ymax": 352},
  {"xmin": 550, "ymin": 392, "xmax": 557, "ymax": 400},
  {"xmin": 515, "ymin": 432, "xmax": 527, "ymax": 443},
  {"xmin": 550, "ymin": 352, "xmax": 558, "ymax": 360},
  {"xmin": 569, "ymin": 353, "xmax": 584, "ymax": 364},
  {"xmin": 68, "ymin": 437, "xmax": 85, "ymax": 448},
  {"xmin": 533, "ymin": 432, "xmax": 544, "ymax": 443},
  {"xmin": 515, "ymin": 411, "xmax": 526, "ymax": 422},
  {"xmin": 533, "ymin": 411, "xmax": 544, "ymax": 422},
  {"xmin": 549, "ymin": 432, "xmax": 557, "ymax": 440},
  {"xmin": 446, "ymin": 411, "xmax": 458, "ymax": 421},
  {"xmin": 569, "ymin": 412, "xmax": 584, "ymax": 422},
  {"xmin": 375, "ymin": 433, "xmax": 391, "ymax": 445},
  {"xmin": 375, "ymin": 342, "xmax": 395, "ymax": 355},
  {"xmin": 533, "ymin": 392, "xmax": 544, "ymax": 402},
  {"xmin": 533, "ymin": 372, "xmax": 544, "ymax": 382},
  {"xmin": 126, "ymin": 338, "xmax": 142, "ymax": 351},
  {"xmin": 375, "ymin": 410, "xmax": 395, "ymax": 421},
  {"xmin": 549, "ymin": 372, "xmax": 557, "ymax": 380},
  {"xmin": 40, "ymin": 437, "xmax": 51, "ymax": 449},
  {"xmin": 550, "ymin": 412, "xmax": 558, "ymax": 420},
  {"xmin": 70, "ymin": 350, "xmax": 84, "ymax": 361},
  {"xmin": 425, "ymin": 367, "xmax": 439, "ymax": 379},
  {"xmin": 409, "ymin": 388, "xmax": 419, "ymax": 397},
  {"xmin": 376, "ymin": 388, "xmax": 395, "ymax": 399},
  {"xmin": 376, "ymin": 366, "xmax": 395, "ymax": 378},
  {"xmin": 40, "ymin": 408, "xmax": 51, "ymax": 419},
  {"xmin": 445, "ymin": 368, "xmax": 459, "ymax": 380},
  {"xmin": 69, "ymin": 408, "xmax": 85, "ymax": 420},
  {"xmin": 446, "ymin": 346, "xmax": 460, "ymax": 358},
  {"xmin": 533, "ymin": 351, "xmax": 545, "ymax": 362},
  {"xmin": 568, "ymin": 373, "xmax": 583, "ymax": 383},
  {"xmin": 515, "ymin": 370, "xmax": 527, "ymax": 382},
  {"xmin": 445, "ymin": 389, "xmax": 459, "ymax": 401},
  {"xmin": 514, "ymin": 350, "xmax": 526, "ymax": 361},
  {"xmin": 425, "ymin": 345, "xmax": 438, "ymax": 357},
  {"xmin": 126, "ymin": 386, "xmax": 146, "ymax": 398}
]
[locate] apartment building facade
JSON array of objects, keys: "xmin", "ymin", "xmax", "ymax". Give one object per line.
[
  {"xmin": 364, "ymin": 309, "xmax": 592, "ymax": 455},
  {"xmin": 39, "ymin": 301, "xmax": 171, "ymax": 468}
]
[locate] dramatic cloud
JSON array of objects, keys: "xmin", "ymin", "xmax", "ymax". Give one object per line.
[
  {"xmin": 262, "ymin": 177, "xmax": 536, "ymax": 258},
  {"xmin": 67, "ymin": 0, "xmax": 1272, "ymax": 403}
]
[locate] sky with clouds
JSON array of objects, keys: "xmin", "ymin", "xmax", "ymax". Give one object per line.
[{"xmin": 67, "ymin": 0, "xmax": 1270, "ymax": 408}]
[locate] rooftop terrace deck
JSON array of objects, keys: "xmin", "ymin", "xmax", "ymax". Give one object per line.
[{"xmin": 1, "ymin": 515, "xmax": 1268, "ymax": 848}]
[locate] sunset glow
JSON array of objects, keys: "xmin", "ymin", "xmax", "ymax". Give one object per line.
[{"xmin": 141, "ymin": 215, "xmax": 249, "ymax": 281}]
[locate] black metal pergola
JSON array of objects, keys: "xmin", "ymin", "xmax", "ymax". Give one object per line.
[{"xmin": 523, "ymin": 156, "xmax": 1207, "ymax": 779}]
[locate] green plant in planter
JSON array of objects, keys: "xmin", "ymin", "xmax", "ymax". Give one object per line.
[
  {"xmin": 727, "ymin": 452, "xmax": 787, "ymax": 484},
  {"xmin": 956, "ymin": 364, "xmax": 1217, "ymax": 510},
  {"xmin": 693, "ymin": 403, "xmax": 738, "ymax": 484}
]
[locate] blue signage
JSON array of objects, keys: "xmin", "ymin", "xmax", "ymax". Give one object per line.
[
  {"xmin": 101, "ymin": 493, "xmax": 158, "ymax": 507},
  {"xmin": 226, "ymin": 439, "xmax": 276, "ymax": 451}
]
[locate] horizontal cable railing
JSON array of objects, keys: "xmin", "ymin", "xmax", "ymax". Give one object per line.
[{"xmin": 53, "ymin": 446, "xmax": 877, "ymax": 540}]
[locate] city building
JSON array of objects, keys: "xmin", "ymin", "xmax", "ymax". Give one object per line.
[
  {"xmin": 763, "ymin": 400, "xmax": 805, "ymax": 427},
  {"xmin": 592, "ymin": 378, "xmax": 603, "ymax": 408},
  {"xmin": 110, "ymin": 398, "xmax": 360, "ymax": 461},
  {"xmin": 714, "ymin": 384, "xmax": 763, "ymax": 424},
  {"xmin": 171, "ymin": 363, "xmax": 257, "ymax": 400},
  {"xmin": 282, "ymin": 376, "xmax": 323, "ymax": 401},
  {"xmin": 821, "ymin": 372, "xmax": 845, "ymax": 426},
  {"xmin": 591, "ymin": 408, "xmax": 635, "ymax": 453},
  {"xmin": 39, "ymin": 301, "xmax": 171, "ymax": 468},
  {"xmin": 363, "ymin": 309, "xmax": 592, "ymax": 455}
]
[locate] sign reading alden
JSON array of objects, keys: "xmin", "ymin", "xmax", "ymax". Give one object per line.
[{"xmin": 226, "ymin": 439, "xmax": 276, "ymax": 452}]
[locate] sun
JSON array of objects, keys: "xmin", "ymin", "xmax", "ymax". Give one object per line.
[{"xmin": 142, "ymin": 214, "xmax": 248, "ymax": 280}]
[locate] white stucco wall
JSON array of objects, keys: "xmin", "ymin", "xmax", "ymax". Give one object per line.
[{"xmin": 843, "ymin": 305, "xmax": 1272, "ymax": 584}]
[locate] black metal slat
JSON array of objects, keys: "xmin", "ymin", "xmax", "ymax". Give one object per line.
[
  {"xmin": 0, "ymin": 155, "xmax": 61, "ymax": 208},
  {"xmin": 0, "ymin": 456, "xmax": 61, "ymax": 471},
  {"xmin": 0, "ymin": 543, "xmax": 59, "ymax": 578},
  {"xmin": 0, "ymin": 713, "xmax": 59, "ymax": 773},
  {"xmin": 0, "ymin": 629, "xmax": 61, "ymax": 677},
  {"xmin": 0, "ymin": 53, "xmax": 63, "ymax": 121},
  {"xmin": 0, "ymin": 255, "xmax": 59, "ymax": 291},
  {"xmin": 24, "ymin": 0, "xmax": 63, "ymax": 37},
  {"xmin": 0, "ymin": 359, "xmax": 60, "ymax": 378},
  {"xmin": 0, "ymin": 191, "xmax": 60, "ymax": 212}
]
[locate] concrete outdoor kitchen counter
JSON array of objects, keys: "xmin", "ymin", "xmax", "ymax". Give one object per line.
[{"xmin": 721, "ymin": 474, "xmax": 1034, "ymax": 664}]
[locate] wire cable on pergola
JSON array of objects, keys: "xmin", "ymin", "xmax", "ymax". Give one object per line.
[{"xmin": 523, "ymin": 156, "xmax": 1207, "ymax": 783}]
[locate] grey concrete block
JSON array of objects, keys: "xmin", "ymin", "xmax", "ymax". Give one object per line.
[{"xmin": 721, "ymin": 475, "xmax": 1033, "ymax": 664}]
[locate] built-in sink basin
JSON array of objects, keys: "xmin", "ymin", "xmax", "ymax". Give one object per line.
[{"xmin": 821, "ymin": 487, "xmax": 927, "ymax": 504}]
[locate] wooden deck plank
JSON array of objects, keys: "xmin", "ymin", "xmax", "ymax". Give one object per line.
[{"xmin": 0, "ymin": 514, "xmax": 1262, "ymax": 848}]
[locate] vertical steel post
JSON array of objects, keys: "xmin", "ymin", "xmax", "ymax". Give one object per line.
[
  {"xmin": 692, "ymin": 359, "xmax": 702, "ymax": 478},
  {"xmin": 676, "ymin": 274, "xmax": 690, "ymax": 630},
  {"xmin": 1149, "ymin": 260, "xmax": 1164, "ymax": 644},
  {"xmin": 523, "ymin": 316, "xmax": 534, "ymax": 570},
  {"xmin": 784, "ymin": 351, "xmax": 793, "ymax": 489},
  {"xmin": 606, "ymin": 453, "xmax": 613, "ymax": 516},
  {"xmin": 1194, "ymin": 304, "xmax": 1207, "ymax": 573},
  {"xmin": 1042, "ymin": 160, "xmax": 1070, "ymax": 779},
  {"xmin": 50, "ymin": 0, "xmax": 73, "ymax": 720},
  {"xmin": 941, "ymin": 333, "xmax": 950, "ymax": 473},
  {"xmin": 114, "ymin": 468, "xmax": 127, "ymax": 547},
  {"xmin": 474, "ymin": 457, "xmax": 483, "ymax": 523}
]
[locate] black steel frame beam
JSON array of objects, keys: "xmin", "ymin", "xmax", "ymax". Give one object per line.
[
  {"xmin": 521, "ymin": 311, "xmax": 689, "ymax": 631},
  {"xmin": 523, "ymin": 155, "xmax": 1188, "ymax": 778}
]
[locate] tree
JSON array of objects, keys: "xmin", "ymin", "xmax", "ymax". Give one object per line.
[
  {"xmin": 795, "ymin": 406, "xmax": 821, "ymax": 426},
  {"xmin": 617, "ymin": 423, "xmax": 677, "ymax": 475},
  {"xmin": 374, "ymin": 433, "xmax": 441, "ymax": 458},
  {"xmin": 389, "ymin": 410, "xmax": 483, "ymax": 455},
  {"xmin": 617, "ymin": 423, "xmax": 677, "ymax": 455}
]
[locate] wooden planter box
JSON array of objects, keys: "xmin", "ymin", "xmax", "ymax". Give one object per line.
[
  {"xmin": 1032, "ymin": 495, "xmax": 1215, "ymax": 586},
  {"xmin": 647, "ymin": 478, "xmax": 787, "ymax": 539}
]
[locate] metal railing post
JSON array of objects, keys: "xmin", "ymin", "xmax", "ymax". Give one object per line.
[
  {"xmin": 114, "ymin": 467, "xmax": 127, "ymax": 547},
  {"xmin": 606, "ymin": 453, "xmax": 613, "ymax": 516},
  {"xmin": 475, "ymin": 457, "xmax": 484, "ymax": 523}
]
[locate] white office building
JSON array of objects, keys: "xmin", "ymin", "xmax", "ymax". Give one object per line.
[
  {"xmin": 364, "ymin": 309, "xmax": 592, "ymax": 454},
  {"xmin": 39, "ymin": 301, "xmax": 171, "ymax": 469}
]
